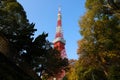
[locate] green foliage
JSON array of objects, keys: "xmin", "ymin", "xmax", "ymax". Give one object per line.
[
  {"xmin": 0, "ymin": 0, "xmax": 36, "ymax": 57},
  {"xmin": 108, "ymin": 65, "xmax": 120, "ymax": 80},
  {"xmin": 20, "ymin": 32, "xmax": 69, "ymax": 78},
  {"xmin": 0, "ymin": 52, "xmax": 35, "ymax": 80},
  {"xmin": 75, "ymin": 56, "xmax": 107, "ymax": 80},
  {"xmin": 76, "ymin": 0, "xmax": 120, "ymax": 80},
  {"xmin": 65, "ymin": 59, "xmax": 78, "ymax": 80}
]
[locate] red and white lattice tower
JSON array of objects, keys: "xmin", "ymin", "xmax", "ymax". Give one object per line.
[
  {"xmin": 53, "ymin": 7, "xmax": 67, "ymax": 80},
  {"xmin": 53, "ymin": 7, "xmax": 67, "ymax": 59}
]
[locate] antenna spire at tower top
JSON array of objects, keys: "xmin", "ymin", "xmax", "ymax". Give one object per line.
[{"xmin": 58, "ymin": 6, "xmax": 61, "ymax": 13}]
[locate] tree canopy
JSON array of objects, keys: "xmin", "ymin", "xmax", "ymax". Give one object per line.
[{"xmin": 70, "ymin": 0, "xmax": 120, "ymax": 80}]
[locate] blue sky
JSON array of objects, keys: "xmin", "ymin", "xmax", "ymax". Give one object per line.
[{"xmin": 17, "ymin": 0, "xmax": 86, "ymax": 59}]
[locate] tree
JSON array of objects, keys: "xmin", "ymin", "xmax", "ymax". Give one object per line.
[
  {"xmin": 23, "ymin": 33, "xmax": 69, "ymax": 78},
  {"xmin": 64, "ymin": 59, "xmax": 78, "ymax": 80},
  {"xmin": 77, "ymin": 0, "xmax": 120, "ymax": 80},
  {"xmin": 0, "ymin": 0, "xmax": 36, "ymax": 59}
]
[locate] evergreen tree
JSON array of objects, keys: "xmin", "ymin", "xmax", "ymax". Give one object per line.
[
  {"xmin": 0, "ymin": 0, "xmax": 36, "ymax": 59},
  {"xmin": 24, "ymin": 33, "xmax": 68, "ymax": 78},
  {"xmin": 77, "ymin": 0, "xmax": 120, "ymax": 80}
]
